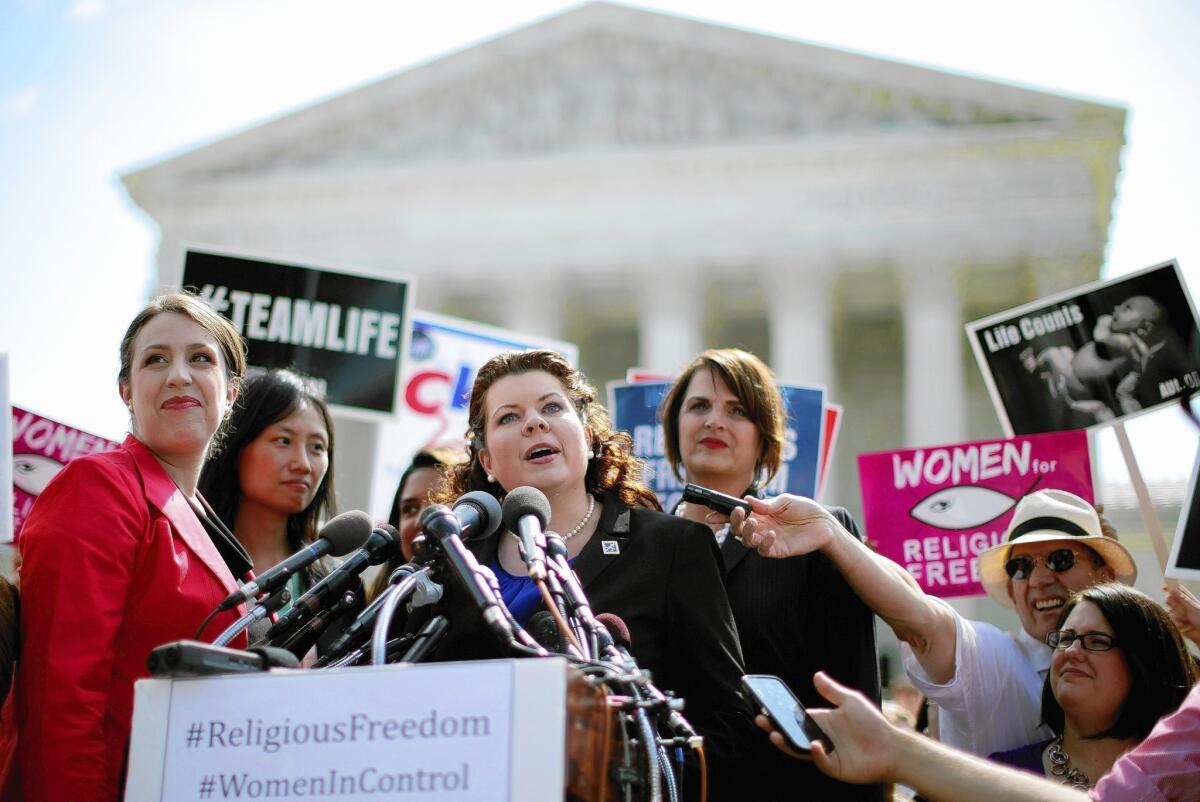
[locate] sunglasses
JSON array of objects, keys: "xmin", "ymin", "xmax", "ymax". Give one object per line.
[
  {"xmin": 1047, "ymin": 629, "xmax": 1119, "ymax": 652},
  {"xmin": 1004, "ymin": 548, "xmax": 1082, "ymax": 580}
]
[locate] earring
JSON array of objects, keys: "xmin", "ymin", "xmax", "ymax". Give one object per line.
[
  {"xmin": 487, "ymin": 473, "xmax": 496, "ymax": 483},
  {"xmin": 588, "ymin": 449, "xmax": 595, "ymax": 459}
]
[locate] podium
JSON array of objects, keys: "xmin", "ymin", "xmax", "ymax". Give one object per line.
[{"xmin": 125, "ymin": 658, "xmax": 568, "ymax": 802}]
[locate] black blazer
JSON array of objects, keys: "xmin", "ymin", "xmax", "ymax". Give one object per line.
[
  {"xmin": 721, "ymin": 506, "xmax": 885, "ymax": 801},
  {"xmin": 414, "ymin": 494, "xmax": 755, "ymax": 797}
]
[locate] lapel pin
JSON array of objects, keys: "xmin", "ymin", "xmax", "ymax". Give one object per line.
[{"xmin": 601, "ymin": 540, "xmax": 620, "ymax": 555}]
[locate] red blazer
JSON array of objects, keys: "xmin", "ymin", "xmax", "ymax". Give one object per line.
[{"xmin": 13, "ymin": 435, "xmax": 248, "ymax": 801}]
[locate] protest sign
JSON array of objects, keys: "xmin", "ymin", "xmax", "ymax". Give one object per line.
[
  {"xmin": 1167, "ymin": 447, "xmax": 1200, "ymax": 581},
  {"xmin": 1, "ymin": 355, "xmax": 9, "ymax": 543},
  {"xmin": 369, "ymin": 312, "xmax": 577, "ymax": 517},
  {"xmin": 9, "ymin": 405, "xmax": 120, "ymax": 542},
  {"xmin": 858, "ymin": 431, "xmax": 1092, "ymax": 598},
  {"xmin": 817, "ymin": 403, "xmax": 843, "ymax": 500},
  {"xmin": 967, "ymin": 259, "xmax": 1200, "ymax": 436},
  {"xmin": 185, "ymin": 248, "xmax": 414, "ymax": 418},
  {"xmin": 609, "ymin": 380, "xmax": 824, "ymax": 512}
]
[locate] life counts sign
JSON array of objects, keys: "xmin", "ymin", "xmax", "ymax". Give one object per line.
[
  {"xmin": 967, "ymin": 260, "xmax": 1200, "ymax": 436},
  {"xmin": 184, "ymin": 249, "xmax": 413, "ymax": 416},
  {"xmin": 858, "ymin": 431, "xmax": 1092, "ymax": 598}
]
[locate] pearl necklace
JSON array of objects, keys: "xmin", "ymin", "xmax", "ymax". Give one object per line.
[
  {"xmin": 508, "ymin": 494, "xmax": 596, "ymax": 547},
  {"xmin": 1047, "ymin": 736, "xmax": 1091, "ymax": 789}
]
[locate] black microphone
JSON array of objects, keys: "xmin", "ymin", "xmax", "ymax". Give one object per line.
[
  {"xmin": 528, "ymin": 610, "xmax": 563, "ymax": 653},
  {"xmin": 418, "ymin": 503, "xmax": 513, "ymax": 646},
  {"xmin": 217, "ymin": 510, "xmax": 372, "ymax": 611},
  {"xmin": 502, "ymin": 486, "xmax": 552, "ymax": 580},
  {"xmin": 597, "ymin": 613, "xmax": 699, "ymax": 742},
  {"xmin": 264, "ymin": 525, "xmax": 399, "ymax": 641},
  {"xmin": 451, "ymin": 490, "xmax": 504, "ymax": 541},
  {"xmin": 314, "ymin": 557, "xmax": 437, "ymax": 667}
]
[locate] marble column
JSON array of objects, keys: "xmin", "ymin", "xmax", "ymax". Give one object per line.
[
  {"xmin": 499, "ymin": 281, "xmax": 567, "ymax": 341},
  {"xmin": 902, "ymin": 260, "xmax": 968, "ymax": 447},
  {"xmin": 767, "ymin": 264, "xmax": 835, "ymax": 393},
  {"xmin": 766, "ymin": 263, "xmax": 839, "ymax": 501},
  {"xmin": 635, "ymin": 271, "xmax": 703, "ymax": 373}
]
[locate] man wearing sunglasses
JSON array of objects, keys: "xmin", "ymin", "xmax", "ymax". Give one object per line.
[{"xmin": 732, "ymin": 488, "xmax": 1136, "ymax": 758}]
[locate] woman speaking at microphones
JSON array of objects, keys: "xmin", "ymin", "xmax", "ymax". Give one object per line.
[
  {"xmin": 414, "ymin": 349, "xmax": 753, "ymax": 798},
  {"xmin": 12, "ymin": 293, "xmax": 252, "ymax": 801},
  {"xmin": 659, "ymin": 348, "xmax": 883, "ymax": 801}
]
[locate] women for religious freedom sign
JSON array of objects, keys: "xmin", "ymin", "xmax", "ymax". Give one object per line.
[
  {"xmin": 966, "ymin": 260, "xmax": 1200, "ymax": 436},
  {"xmin": 858, "ymin": 431, "xmax": 1092, "ymax": 598}
]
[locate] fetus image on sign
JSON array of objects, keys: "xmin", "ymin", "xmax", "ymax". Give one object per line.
[
  {"xmin": 13, "ymin": 454, "xmax": 65, "ymax": 496},
  {"xmin": 909, "ymin": 486, "xmax": 1019, "ymax": 530}
]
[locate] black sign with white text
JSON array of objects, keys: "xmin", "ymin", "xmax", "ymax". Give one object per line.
[
  {"xmin": 184, "ymin": 249, "xmax": 413, "ymax": 416},
  {"xmin": 967, "ymin": 260, "xmax": 1200, "ymax": 436}
]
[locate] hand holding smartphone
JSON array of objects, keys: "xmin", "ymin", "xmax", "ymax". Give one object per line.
[
  {"xmin": 742, "ymin": 674, "xmax": 832, "ymax": 756},
  {"xmin": 682, "ymin": 483, "xmax": 753, "ymax": 516}
]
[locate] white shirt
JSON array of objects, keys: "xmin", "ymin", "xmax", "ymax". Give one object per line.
[{"xmin": 900, "ymin": 597, "xmax": 1053, "ymax": 757}]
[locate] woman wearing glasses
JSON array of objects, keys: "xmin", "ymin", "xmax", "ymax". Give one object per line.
[{"xmin": 989, "ymin": 583, "xmax": 1195, "ymax": 788}]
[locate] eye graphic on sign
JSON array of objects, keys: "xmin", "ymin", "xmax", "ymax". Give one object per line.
[
  {"xmin": 13, "ymin": 454, "xmax": 66, "ymax": 496},
  {"xmin": 909, "ymin": 486, "xmax": 1019, "ymax": 531}
]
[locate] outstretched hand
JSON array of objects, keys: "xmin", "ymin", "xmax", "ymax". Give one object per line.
[
  {"xmin": 729, "ymin": 494, "xmax": 838, "ymax": 559},
  {"xmin": 1165, "ymin": 584, "xmax": 1200, "ymax": 646},
  {"xmin": 755, "ymin": 671, "xmax": 901, "ymax": 785}
]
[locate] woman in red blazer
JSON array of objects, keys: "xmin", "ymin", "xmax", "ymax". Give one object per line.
[{"xmin": 13, "ymin": 293, "xmax": 251, "ymax": 801}]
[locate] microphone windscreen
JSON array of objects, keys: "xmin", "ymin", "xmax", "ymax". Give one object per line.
[
  {"xmin": 501, "ymin": 486, "xmax": 552, "ymax": 533},
  {"xmin": 527, "ymin": 610, "xmax": 561, "ymax": 652},
  {"xmin": 453, "ymin": 491, "xmax": 503, "ymax": 540},
  {"xmin": 318, "ymin": 510, "xmax": 374, "ymax": 555},
  {"xmin": 595, "ymin": 612, "xmax": 631, "ymax": 649}
]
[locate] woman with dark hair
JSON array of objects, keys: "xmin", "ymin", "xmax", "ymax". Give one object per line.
[
  {"xmin": 199, "ymin": 368, "xmax": 356, "ymax": 658},
  {"xmin": 990, "ymin": 583, "xmax": 1196, "ymax": 789},
  {"xmin": 14, "ymin": 292, "xmax": 251, "ymax": 800},
  {"xmin": 368, "ymin": 447, "xmax": 463, "ymax": 602},
  {"xmin": 659, "ymin": 347, "xmax": 883, "ymax": 801},
  {"xmin": 419, "ymin": 349, "xmax": 751, "ymax": 796}
]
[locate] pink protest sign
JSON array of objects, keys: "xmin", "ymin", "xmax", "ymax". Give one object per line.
[
  {"xmin": 857, "ymin": 431, "xmax": 1092, "ymax": 598},
  {"xmin": 11, "ymin": 406, "xmax": 119, "ymax": 541}
]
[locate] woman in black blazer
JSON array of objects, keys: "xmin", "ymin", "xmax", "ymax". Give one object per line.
[
  {"xmin": 420, "ymin": 349, "xmax": 752, "ymax": 798},
  {"xmin": 660, "ymin": 348, "xmax": 884, "ymax": 801}
]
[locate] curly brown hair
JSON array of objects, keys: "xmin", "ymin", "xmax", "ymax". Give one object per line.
[
  {"xmin": 658, "ymin": 348, "xmax": 785, "ymax": 485},
  {"xmin": 435, "ymin": 350, "xmax": 660, "ymax": 511}
]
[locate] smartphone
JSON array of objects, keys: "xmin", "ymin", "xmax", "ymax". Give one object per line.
[
  {"xmin": 742, "ymin": 674, "xmax": 831, "ymax": 755},
  {"xmin": 682, "ymin": 483, "xmax": 753, "ymax": 516}
]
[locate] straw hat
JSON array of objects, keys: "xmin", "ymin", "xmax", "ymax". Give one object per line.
[{"xmin": 979, "ymin": 489, "xmax": 1136, "ymax": 608}]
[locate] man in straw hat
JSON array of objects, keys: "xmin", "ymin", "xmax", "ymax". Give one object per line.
[{"xmin": 729, "ymin": 488, "xmax": 1136, "ymax": 757}]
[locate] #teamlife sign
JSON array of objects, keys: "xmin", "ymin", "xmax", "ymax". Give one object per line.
[
  {"xmin": 184, "ymin": 248, "xmax": 414, "ymax": 417},
  {"xmin": 609, "ymin": 380, "xmax": 824, "ymax": 512},
  {"xmin": 967, "ymin": 259, "xmax": 1200, "ymax": 436},
  {"xmin": 857, "ymin": 431, "xmax": 1093, "ymax": 599},
  {"xmin": 8, "ymin": 405, "xmax": 119, "ymax": 543}
]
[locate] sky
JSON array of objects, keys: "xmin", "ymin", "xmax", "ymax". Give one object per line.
[{"xmin": 2, "ymin": 0, "xmax": 1199, "ymax": 491}]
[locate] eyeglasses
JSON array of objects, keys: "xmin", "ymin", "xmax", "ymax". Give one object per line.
[
  {"xmin": 1047, "ymin": 629, "xmax": 1119, "ymax": 652},
  {"xmin": 1005, "ymin": 548, "xmax": 1081, "ymax": 580}
]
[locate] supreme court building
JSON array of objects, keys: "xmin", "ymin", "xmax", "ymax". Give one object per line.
[{"xmin": 122, "ymin": 3, "xmax": 1126, "ymax": 529}]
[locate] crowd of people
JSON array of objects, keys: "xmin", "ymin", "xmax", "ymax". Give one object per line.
[{"xmin": 1, "ymin": 290, "xmax": 1198, "ymax": 801}]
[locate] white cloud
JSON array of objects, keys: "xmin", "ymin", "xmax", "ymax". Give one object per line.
[
  {"xmin": 65, "ymin": 0, "xmax": 105, "ymax": 20},
  {"xmin": 0, "ymin": 86, "xmax": 40, "ymax": 119}
]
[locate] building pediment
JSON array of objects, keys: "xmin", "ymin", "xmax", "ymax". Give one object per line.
[{"xmin": 124, "ymin": 2, "xmax": 1123, "ymax": 192}]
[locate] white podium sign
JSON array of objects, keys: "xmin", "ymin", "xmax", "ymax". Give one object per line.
[{"xmin": 125, "ymin": 659, "xmax": 567, "ymax": 802}]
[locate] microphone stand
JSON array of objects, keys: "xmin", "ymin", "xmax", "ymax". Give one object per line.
[
  {"xmin": 211, "ymin": 585, "xmax": 291, "ymax": 647},
  {"xmin": 369, "ymin": 568, "xmax": 430, "ymax": 666}
]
